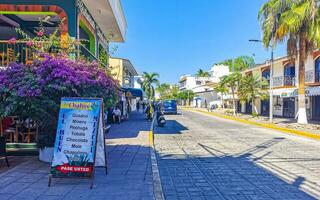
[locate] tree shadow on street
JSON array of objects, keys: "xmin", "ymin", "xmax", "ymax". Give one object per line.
[
  {"xmin": 107, "ymin": 112, "xmax": 151, "ymax": 139},
  {"xmin": 155, "ymin": 120, "xmax": 188, "ymax": 135},
  {"xmin": 157, "ymin": 137, "xmax": 320, "ymax": 199}
]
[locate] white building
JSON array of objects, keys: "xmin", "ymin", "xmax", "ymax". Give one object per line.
[
  {"xmin": 210, "ymin": 64, "xmax": 230, "ymax": 82},
  {"xmin": 178, "ymin": 66, "xmax": 230, "ymax": 107},
  {"xmin": 134, "ymin": 75, "xmax": 143, "ymax": 89}
]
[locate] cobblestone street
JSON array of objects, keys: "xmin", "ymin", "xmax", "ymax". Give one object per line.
[{"xmin": 155, "ymin": 109, "xmax": 320, "ymax": 200}]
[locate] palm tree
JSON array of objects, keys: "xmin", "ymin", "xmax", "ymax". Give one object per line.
[
  {"xmin": 222, "ymin": 72, "xmax": 242, "ymax": 115},
  {"xmin": 178, "ymin": 90, "xmax": 195, "ymax": 106},
  {"xmin": 214, "ymin": 80, "xmax": 228, "ymax": 109},
  {"xmin": 156, "ymin": 83, "xmax": 171, "ymax": 100},
  {"xmin": 216, "ymin": 56, "xmax": 254, "ymax": 72},
  {"xmin": 196, "ymin": 69, "xmax": 210, "ymax": 77},
  {"xmin": 259, "ymin": 0, "xmax": 320, "ymax": 124},
  {"xmin": 238, "ymin": 74, "xmax": 269, "ymax": 115},
  {"xmin": 234, "ymin": 56, "xmax": 255, "ymax": 71},
  {"xmin": 142, "ymin": 72, "xmax": 159, "ymax": 100}
]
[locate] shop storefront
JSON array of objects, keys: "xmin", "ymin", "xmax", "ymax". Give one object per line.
[
  {"xmin": 261, "ymin": 100, "xmax": 269, "ymax": 116},
  {"xmin": 0, "ymin": 0, "xmax": 126, "ymax": 145},
  {"xmin": 272, "ymin": 88, "xmax": 297, "ymax": 118},
  {"xmin": 245, "ymin": 101, "xmax": 252, "ymax": 114},
  {"xmin": 306, "ymin": 86, "xmax": 320, "ymax": 120},
  {"xmin": 121, "ymin": 87, "xmax": 144, "ymax": 116},
  {"xmin": 283, "ymin": 98, "xmax": 296, "ymax": 118}
]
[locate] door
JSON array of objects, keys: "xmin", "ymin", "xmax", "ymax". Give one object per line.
[
  {"xmin": 261, "ymin": 100, "xmax": 270, "ymax": 116},
  {"xmin": 283, "ymin": 98, "xmax": 295, "ymax": 118},
  {"xmin": 237, "ymin": 101, "xmax": 241, "ymax": 113},
  {"xmin": 245, "ymin": 101, "xmax": 252, "ymax": 114},
  {"xmin": 312, "ymin": 96, "xmax": 320, "ymax": 120}
]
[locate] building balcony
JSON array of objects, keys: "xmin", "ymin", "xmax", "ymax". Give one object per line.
[
  {"xmin": 273, "ymin": 76, "xmax": 283, "ymax": 87},
  {"xmin": 0, "ymin": 40, "xmax": 107, "ymax": 68},
  {"xmin": 284, "ymin": 76, "xmax": 296, "ymax": 87}
]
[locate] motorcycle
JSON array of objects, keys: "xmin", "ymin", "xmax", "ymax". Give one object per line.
[{"xmin": 156, "ymin": 106, "xmax": 166, "ymax": 127}]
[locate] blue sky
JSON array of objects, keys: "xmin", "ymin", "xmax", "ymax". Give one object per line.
[{"xmin": 111, "ymin": 0, "xmax": 286, "ymax": 84}]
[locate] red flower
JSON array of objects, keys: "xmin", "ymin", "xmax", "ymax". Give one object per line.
[
  {"xmin": 8, "ymin": 38, "xmax": 17, "ymax": 45},
  {"xmin": 26, "ymin": 41, "xmax": 34, "ymax": 47},
  {"xmin": 37, "ymin": 30, "xmax": 44, "ymax": 37}
]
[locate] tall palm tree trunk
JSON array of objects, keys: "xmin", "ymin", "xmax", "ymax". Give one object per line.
[
  {"xmin": 252, "ymin": 98, "xmax": 258, "ymax": 115},
  {"xmin": 231, "ymin": 88, "xmax": 236, "ymax": 115},
  {"xmin": 297, "ymin": 31, "xmax": 308, "ymax": 124},
  {"xmin": 221, "ymin": 95, "xmax": 224, "ymax": 109}
]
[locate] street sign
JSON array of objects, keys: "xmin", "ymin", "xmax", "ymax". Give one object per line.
[{"xmin": 49, "ymin": 98, "xmax": 107, "ymax": 188}]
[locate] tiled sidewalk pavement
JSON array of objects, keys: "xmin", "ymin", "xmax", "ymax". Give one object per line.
[{"xmin": 0, "ymin": 112, "xmax": 154, "ymax": 200}]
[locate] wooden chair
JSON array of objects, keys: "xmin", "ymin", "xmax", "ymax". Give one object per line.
[
  {"xmin": 0, "ymin": 52, "xmax": 5, "ymax": 66},
  {"xmin": 25, "ymin": 48, "xmax": 34, "ymax": 65},
  {"xmin": 21, "ymin": 118, "xmax": 37, "ymax": 143},
  {"xmin": 1, "ymin": 48, "xmax": 15, "ymax": 66},
  {"xmin": 6, "ymin": 48, "xmax": 15, "ymax": 65},
  {"xmin": 1, "ymin": 117, "xmax": 15, "ymax": 143},
  {"xmin": 13, "ymin": 117, "xmax": 24, "ymax": 143},
  {"xmin": 0, "ymin": 136, "xmax": 9, "ymax": 167}
]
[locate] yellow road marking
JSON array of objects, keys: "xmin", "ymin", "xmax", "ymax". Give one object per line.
[{"xmin": 181, "ymin": 107, "xmax": 320, "ymax": 141}]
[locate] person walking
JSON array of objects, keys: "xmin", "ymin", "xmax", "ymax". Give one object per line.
[
  {"xmin": 145, "ymin": 102, "xmax": 153, "ymax": 121},
  {"xmin": 136, "ymin": 101, "xmax": 140, "ymax": 112},
  {"xmin": 112, "ymin": 106, "xmax": 122, "ymax": 124}
]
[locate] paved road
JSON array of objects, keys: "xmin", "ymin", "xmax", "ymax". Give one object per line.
[{"xmin": 155, "ymin": 109, "xmax": 320, "ymax": 200}]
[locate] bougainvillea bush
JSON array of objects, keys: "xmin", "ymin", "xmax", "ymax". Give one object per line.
[{"xmin": 0, "ymin": 55, "xmax": 120, "ymax": 147}]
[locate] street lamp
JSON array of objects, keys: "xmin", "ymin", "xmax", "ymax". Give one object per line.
[{"xmin": 249, "ymin": 39, "xmax": 274, "ymax": 123}]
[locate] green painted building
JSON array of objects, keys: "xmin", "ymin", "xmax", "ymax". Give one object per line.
[{"xmin": 0, "ymin": 0, "xmax": 127, "ymax": 60}]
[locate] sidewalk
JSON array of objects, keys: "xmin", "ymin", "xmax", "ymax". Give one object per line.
[
  {"xmin": 0, "ymin": 112, "xmax": 154, "ymax": 200},
  {"xmin": 181, "ymin": 107, "xmax": 320, "ymax": 135}
]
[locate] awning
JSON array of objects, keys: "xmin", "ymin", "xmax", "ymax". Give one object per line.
[
  {"xmin": 272, "ymin": 86, "xmax": 320, "ymax": 97},
  {"xmin": 306, "ymin": 86, "xmax": 320, "ymax": 96},
  {"xmin": 272, "ymin": 88, "xmax": 296, "ymax": 98},
  {"xmin": 121, "ymin": 87, "xmax": 144, "ymax": 99}
]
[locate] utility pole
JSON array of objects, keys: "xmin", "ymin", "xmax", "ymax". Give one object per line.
[
  {"xmin": 187, "ymin": 90, "xmax": 190, "ymax": 107},
  {"xmin": 269, "ymin": 49, "xmax": 274, "ymax": 123}
]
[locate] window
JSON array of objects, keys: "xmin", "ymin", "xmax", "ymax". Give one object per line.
[
  {"xmin": 315, "ymin": 57, "xmax": 320, "ymax": 82},
  {"xmin": 284, "ymin": 64, "xmax": 295, "ymax": 86},
  {"xmin": 262, "ymin": 68, "xmax": 270, "ymax": 80},
  {"xmin": 262, "ymin": 68, "xmax": 270, "ymax": 87},
  {"xmin": 196, "ymin": 81, "xmax": 202, "ymax": 85}
]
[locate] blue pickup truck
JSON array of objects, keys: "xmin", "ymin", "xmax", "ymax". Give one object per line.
[{"xmin": 163, "ymin": 100, "xmax": 177, "ymax": 114}]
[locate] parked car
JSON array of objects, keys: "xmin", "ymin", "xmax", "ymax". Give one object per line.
[{"xmin": 163, "ymin": 100, "xmax": 177, "ymax": 114}]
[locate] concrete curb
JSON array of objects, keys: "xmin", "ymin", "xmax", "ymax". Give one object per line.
[
  {"xmin": 182, "ymin": 107, "xmax": 320, "ymax": 141},
  {"xmin": 149, "ymin": 116, "xmax": 165, "ymax": 200}
]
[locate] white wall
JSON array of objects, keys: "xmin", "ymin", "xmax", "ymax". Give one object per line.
[{"xmin": 210, "ymin": 64, "xmax": 230, "ymax": 83}]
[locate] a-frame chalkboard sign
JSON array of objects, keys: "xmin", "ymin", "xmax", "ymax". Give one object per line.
[{"xmin": 48, "ymin": 97, "xmax": 107, "ymax": 189}]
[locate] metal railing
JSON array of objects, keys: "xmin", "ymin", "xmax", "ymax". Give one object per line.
[
  {"xmin": 284, "ymin": 76, "xmax": 296, "ymax": 86},
  {"xmin": 78, "ymin": 44, "xmax": 108, "ymax": 68},
  {"xmin": 0, "ymin": 41, "xmax": 38, "ymax": 67},
  {"xmin": 315, "ymin": 71, "xmax": 320, "ymax": 83},
  {"xmin": 305, "ymin": 70, "xmax": 315, "ymax": 83},
  {"xmin": 0, "ymin": 40, "xmax": 108, "ymax": 68},
  {"xmin": 273, "ymin": 76, "xmax": 283, "ymax": 87}
]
